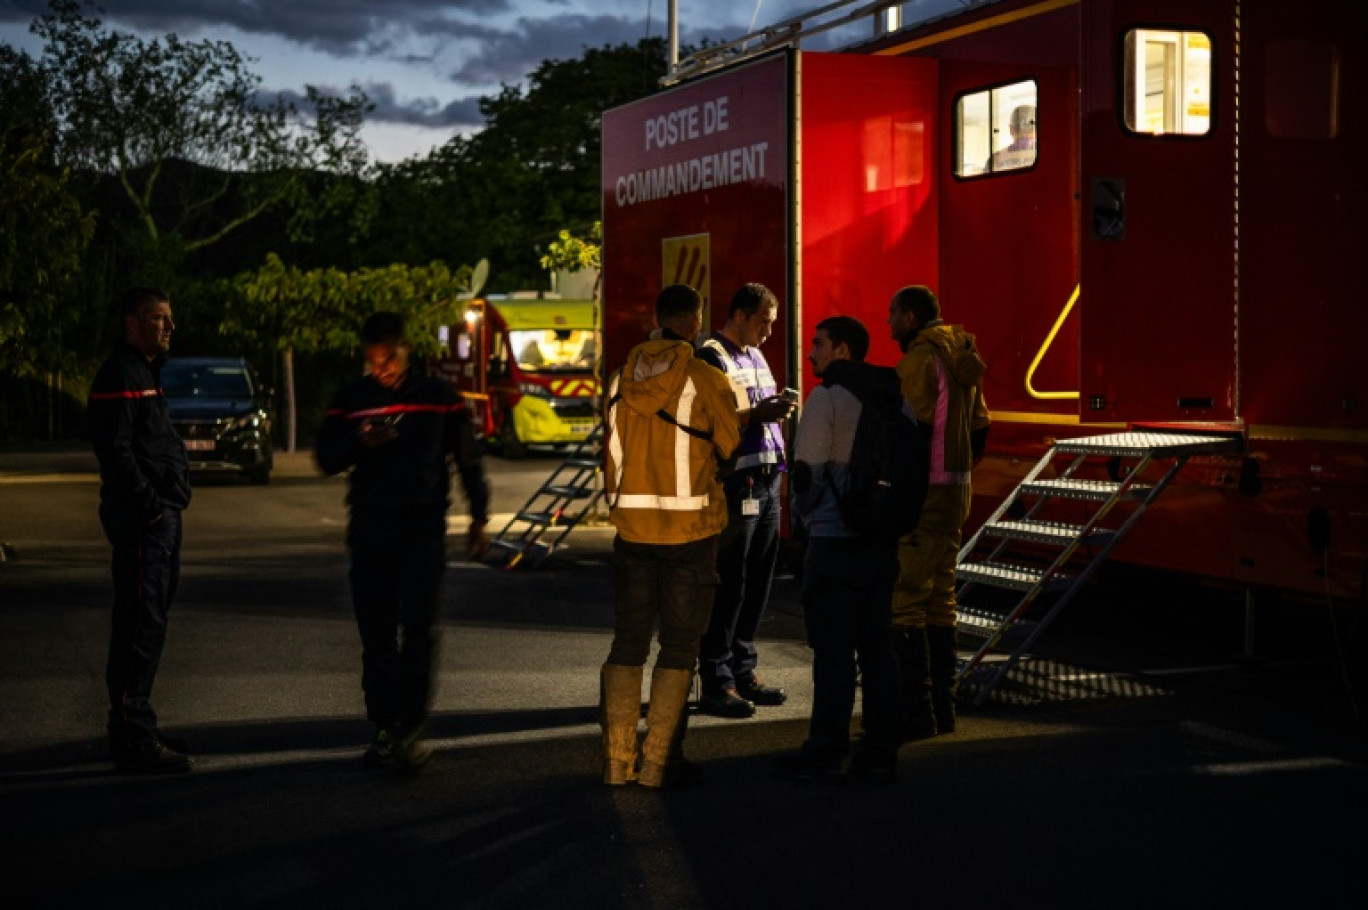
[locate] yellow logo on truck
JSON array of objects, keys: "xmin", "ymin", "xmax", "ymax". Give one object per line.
[
  {"xmin": 662, "ymin": 234, "xmax": 711, "ymax": 326},
  {"xmin": 549, "ymin": 379, "xmax": 598, "ymax": 398}
]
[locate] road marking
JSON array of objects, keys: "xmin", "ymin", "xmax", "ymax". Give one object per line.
[{"xmin": 1193, "ymin": 757, "xmax": 1357, "ymax": 776}]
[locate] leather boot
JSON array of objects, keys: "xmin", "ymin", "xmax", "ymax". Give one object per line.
[
  {"xmin": 927, "ymin": 625, "xmax": 959, "ymax": 734},
  {"xmin": 599, "ymin": 663, "xmax": 643, "ymax": 785},
  {"xmin": 638, "ymin": 667, "xmax": 699, "ymax": 789},
  {"xmin": 893, "ymin": 627, "xmax": 937, "ymax": 741}
]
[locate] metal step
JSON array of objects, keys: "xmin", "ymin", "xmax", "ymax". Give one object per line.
[
  {"xmin": 514, "ymin": 510, "xmax": 586, "ymax": 528},
  {"xmin": 957, "ymin": 606, "xmax": 1038, "ymax": 641},
  {"xmin": 488, "ymin": 538, "xmax": 550, "ymax": 554},
  {"xmin": 957, "ymin": 560, "xmax": 1073, "ymax": 593},
  {"xmin": 541, "ymin": 484, "xmax": 595, "ymax": 499},
  {"xmin": 1021, "ymin": 478, "xmax": 1149, "ymax": 501},
  {"xmin": 562, "ymin": 457, "xmax": 602, "ymax": 469},
  {"xmin": 1054, "ymin": 431, "xmax": 1242, "ymax": 458},
  {"xmin": 982, "ymin": 519, "xmax": 1115, "ymax": 547}
]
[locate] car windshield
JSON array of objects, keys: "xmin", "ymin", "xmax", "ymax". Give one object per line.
[{"xmin": 163, "ymin": 364, "xmax": 253, "ymax": 400}]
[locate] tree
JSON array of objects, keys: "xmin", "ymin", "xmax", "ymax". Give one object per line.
[
  {"xmin": 31, "ymin": 0, "xmax": 372, "ymax": 269},
  {"xmin": 0, "ymin": 45, "xmax": 94, "ymax": 386},
  {"xmin": 365, "ymin": 39, "xmax": 667, "ymax": 287},
  {"xmin": 225, "ymin": 254, "xmax": 474, "ymax": 451}
]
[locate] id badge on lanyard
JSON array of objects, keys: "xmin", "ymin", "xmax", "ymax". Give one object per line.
[{"xmin": 741, "ymin": 474, "xmax": 760, "ymax": 516}]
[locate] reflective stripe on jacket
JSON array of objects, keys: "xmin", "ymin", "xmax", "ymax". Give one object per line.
[{"xmin": 604, "ymin": 339, "xmax": 740, "ymax": 544}]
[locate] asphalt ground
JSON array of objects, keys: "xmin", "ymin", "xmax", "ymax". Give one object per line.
[{"xmin": 1, "ymin": 444, "xmax": 1366, "ymax": 909}]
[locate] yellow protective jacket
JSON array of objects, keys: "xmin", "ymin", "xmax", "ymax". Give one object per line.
[
  {"xmin": 896, "ymin": 321, "xmax": 991, "ymax": 486},
  {"xmin": 605, "ymin": 339, "xmax": 741, "ymax": 544}
]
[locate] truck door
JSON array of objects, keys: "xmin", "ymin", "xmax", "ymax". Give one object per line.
[{"xmin": 1080, "ymin": 0, "xmax": 1237, "ymax": 422}]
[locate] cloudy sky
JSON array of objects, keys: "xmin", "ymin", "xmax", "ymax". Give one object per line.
[{"xmin": 0, "ymin": 0, "xmax": 968, "ymax": 162}]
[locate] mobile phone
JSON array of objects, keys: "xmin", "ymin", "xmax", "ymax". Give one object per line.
[{"xmin": 780, "ymin": 387, "xmax": 799, "ymax": 403}]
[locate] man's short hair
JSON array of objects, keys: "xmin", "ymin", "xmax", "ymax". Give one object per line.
[
  {"xmin": 656, "ymin": 284, "xmax": 701, "ymax": 321},
  {"xmin": 728, "ymin": 282, "xmax": 777, "ymax": 317},
  {"xmin": 816, "ymin": 315, "xmax": 870, "ymax": 362},
  {"xmin": 891, "ymin": 285, "xmax": 941, "ymax": 326},
  {"xmin": 118, "ymin": 287, "xmax": 168, "ymax": 318},
  {"xmin": 360, "ymin": 311, "xmax": 406, "ymax": 346}
]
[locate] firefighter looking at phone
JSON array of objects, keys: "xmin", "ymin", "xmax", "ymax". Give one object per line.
[{"xmin": 316, "ymin": 312, "xmax": 491, "ymax": 770}]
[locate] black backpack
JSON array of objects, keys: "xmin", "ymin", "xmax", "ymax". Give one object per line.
[{"xmin": 836, "ymin": 395, "xmax": 929, "ymax": 539}]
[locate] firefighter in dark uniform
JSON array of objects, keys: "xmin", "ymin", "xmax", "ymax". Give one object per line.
[
  {"xmin": 88, "ymin": 287, "xmax": 194, "ymax": 773},
  {"xmin": 316, "ymin": 312, "xmax": 491, "ymax": 769}
]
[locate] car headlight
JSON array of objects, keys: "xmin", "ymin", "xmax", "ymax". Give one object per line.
[{"xmin": 230, "ymin": 414, "xmax": 261, "ymax": 432}]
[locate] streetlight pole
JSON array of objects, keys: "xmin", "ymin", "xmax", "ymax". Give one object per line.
[{"xmin": 668, "ymin": 0, "xmax": 679, "ymax": 68}]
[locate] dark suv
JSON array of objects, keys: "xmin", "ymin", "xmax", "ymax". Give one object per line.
[{"xmin": 163, "ymin": 358, "xmax": 274, "ymax": 484}]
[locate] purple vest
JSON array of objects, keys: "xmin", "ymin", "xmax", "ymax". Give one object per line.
[{"xmin": 700, "ymin": 334, "xmax": 785, "ymax": 471}]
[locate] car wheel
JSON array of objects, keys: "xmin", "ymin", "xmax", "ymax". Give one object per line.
[
  {"xmin": 499, "ymin": 418, "xmax": 527, "ymax": 459},
  {"xmin": 248, "ymin": 450, "xmax": 273, "ymax": 484}
]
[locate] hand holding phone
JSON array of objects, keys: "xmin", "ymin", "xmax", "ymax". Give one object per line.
[{"xmin": 360, "ymin": 414, "xmax": 401, "ymax": 446}]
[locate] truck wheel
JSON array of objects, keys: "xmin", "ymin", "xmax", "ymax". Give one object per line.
[{"xmin": 499, "ymin": 418, "xmax": 527, "ymax": 459}]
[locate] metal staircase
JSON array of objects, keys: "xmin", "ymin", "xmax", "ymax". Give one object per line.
[
  {"xmin": 954, "ymin": 430, "xmax": 1243, "ymax": 703},
  {"xmin": 486, "ymin": 424, "xmax": 606, "ymax": 569}
]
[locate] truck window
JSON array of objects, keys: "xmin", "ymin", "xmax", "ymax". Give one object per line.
[
  {"xmin": 509, "ymin": 328, "xmax": 595, "ymax": 372},
  {"xmin": 954, "ymin": 80, "xmax": 1038, "ymax": 177},
  {"xmin": 1123, "ymin": 28, "xmax": 1212, "ymax": 136}
]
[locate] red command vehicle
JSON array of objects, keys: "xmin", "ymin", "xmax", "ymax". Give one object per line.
[
  {"xmin": 601, "ymin": 0, "xmax": 1365, "ymax": 602},
  {"xmin": 437, "ymin": 296, "xmax": 600, "ymax": 458}
]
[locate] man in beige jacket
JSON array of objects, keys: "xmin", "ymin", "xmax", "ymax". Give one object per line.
[
  {"xmin": 599, "ymin": 284, "xmax": 741, "ymax": 789},
  {"xmin": 887, "ymin": 285, "xmax": 991, "ymax": 740}
]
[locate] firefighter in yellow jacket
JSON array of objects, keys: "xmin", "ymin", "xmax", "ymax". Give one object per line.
[
  {"xmin": 886, "ymin": 285, "xmax": 991, "ymax": 740},
  {"xmin": 599, "ymin": 284, "xmax": 741, "ymax": 789}
]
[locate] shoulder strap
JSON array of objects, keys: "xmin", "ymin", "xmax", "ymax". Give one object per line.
[
  {"xmin": 654, "ymin": 407, "xmax": 713, "ymax": 441},
  {"xmin": 606, "ymin": 390, "xmax": 713, "ymax": 441}
]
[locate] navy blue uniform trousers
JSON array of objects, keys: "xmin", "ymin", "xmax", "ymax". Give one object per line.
[
  {"xmin": 349, "ymin": 529, "xmax": 446, "ymax": 727},
  {"xmin": 101, "ymin": 504, "xmax": 182, "ymax": 738},
  {"xmin": 698, "ymin": 470, "xmax": 782, "ymax": 693}
]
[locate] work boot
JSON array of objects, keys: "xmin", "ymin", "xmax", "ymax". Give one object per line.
[
  {"xmin": 393, "ymin": 719, "xmax": 432, "ymax": 769},
  {"xmin": 362, "ymin": 725, "xmax": 398, "ymax": 769},
  {"xmin": 110, "ymin": 731, "xmax": 192, "ymax": 774},
  {"xmin": 638, "ymin": 667, "xmax": 698, "ymax": 789},
  {"xmin": 927, "ymin": 624, "xmax": 960, "ymax": 734},
  {"xmin": 893, "ymin": 627, "xmax": 937, "ymax": 741},
  {"xmin": 599, "ymin": 663, "xmax": 643, "ymax": 786},
  {"xmin": 697, "ymin": 686, "xmax": 756, "ymax": 718},
  {"xmin": 736, "ymin": 673, "xmax": 787, "ymax": 706}
]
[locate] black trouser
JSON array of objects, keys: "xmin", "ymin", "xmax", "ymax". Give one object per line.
[
  {"xmin": 699, "ymin": 470, "xmax": 782, "ymax": 694},
  {"xmin": 608, "ymin": 535, "xmax": 719, "ymax": 671},
  {"xmin": 348, "ymin": 530, "xmax": 446, "ymax": 728},
  {"xmin": 101, "ymin": 503, "xmax": 182, "ymax": 740},
  {"xmin": 800, "ymin": 535, "xmax": 902, "ymax": 762}
]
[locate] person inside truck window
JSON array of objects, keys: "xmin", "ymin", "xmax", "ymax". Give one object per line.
[
  {"xmin": 987, "ymin": 104, "xmax": 1036, "ymax": 172},
  {"xmin": 576, "ymin": 336, "xmax": 596, "ymax": 368},
  {"xmin": 518, "ymin": 338, "xmax": 545, "ymax": 367}
]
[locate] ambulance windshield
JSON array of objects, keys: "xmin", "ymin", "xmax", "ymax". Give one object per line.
[{"xmin": 509, "ymin": 328, "xmax": 596, "ymax": 372}]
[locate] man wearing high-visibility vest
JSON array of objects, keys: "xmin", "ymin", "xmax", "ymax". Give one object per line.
[{"xmin": 598, "ymin": 284, "xmax": 742, "ymax": 789}]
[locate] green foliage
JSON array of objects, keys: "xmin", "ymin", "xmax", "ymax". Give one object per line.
[
  {"xmin": 225, "ymin": 254, "xmax": 476, "ymax": 358},
  {"xmin": 539, "ymin": 221, "xmax": 602, "ymax": 274},
  {"xmin": 366, "ymin": 39, "xmax": 666, "ymax": 288},
  {"xmin": 0, "ymin": 45, "xmax": 95, "ymax": 379},
  {"xmin": 31, "ymin": 0, "xmax": 373, "ymax": 262}
]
